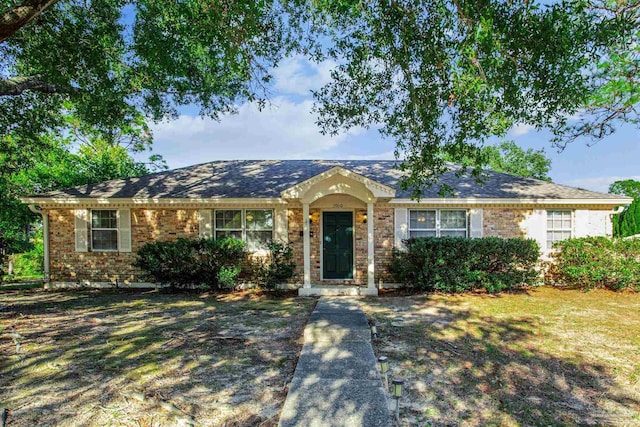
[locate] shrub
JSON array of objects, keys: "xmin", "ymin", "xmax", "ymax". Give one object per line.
[
  {"xmin": 546, "ymin": 237, "xmax": 640, "ymax": 291},
  {"xmin": 133, "ymin": 237, "xmax": 247, "ymax": 290},
  {"xmin": 613, "ymin": 198, "xmax": 640, "ymax": 238},
  {"xmin": 390, "ymin": 237, "xmax": 540, "ymax": 293},
  {"xmin": 8, "ymin": 239, "xmax": 44, "ymax": 278},
  {"xmin": 256, "ymin": 241, "xmax": 296, "ymax": 291}
]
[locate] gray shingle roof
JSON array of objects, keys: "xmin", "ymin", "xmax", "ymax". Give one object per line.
[{"xmin": 30, "ymin": 160, "xmax": 624, "ymax": 200}]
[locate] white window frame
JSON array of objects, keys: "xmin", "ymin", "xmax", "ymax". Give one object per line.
[
  {"xmin": 409, "ymin": 209, "xmax": 468, "ymax": 238},
  {"xmin": 546, "ymin": 210, "xmax": 572, "ymax": 250},
  {"xmin": 214, "ymin": 209, "xmax": 274, "ymax": 252},
  {"xmin": 90, "ymin": 209, "xmax": 118, "ymax": 252}
]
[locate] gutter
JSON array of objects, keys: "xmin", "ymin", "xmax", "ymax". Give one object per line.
[{"xmin": 27, "ymin": 205, "xmax": 50, "ymax": 283}]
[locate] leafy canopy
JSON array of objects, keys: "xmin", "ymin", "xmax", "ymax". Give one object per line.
[
  {"xmin": 1, "ymin": 0, "xmax": 638, "ymax": 197},
  {"xmin": 609, "ymin": 179, "xmax": 640, "ymax": 200},
  {"xmin": 444, "ymin": 141, "xmax": 551, "ymax": 182}
]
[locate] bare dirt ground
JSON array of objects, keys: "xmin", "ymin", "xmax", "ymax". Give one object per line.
[
  {"xmin": 362, "ymin": 287, "xmax": 640, "ymax": 426},
  {"xmin": 0, "ymin": 288, "xmax": 316, "ymax": 427}
]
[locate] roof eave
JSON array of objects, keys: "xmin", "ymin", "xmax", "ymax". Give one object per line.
[{"xmin": 389, "ymin": 197, "xmax": 633, "ymax": 206}]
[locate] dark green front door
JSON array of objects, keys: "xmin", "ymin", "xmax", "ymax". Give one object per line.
[{"xmin": 323, "ymin": 212, "xmax": 354, "ymax": 279}]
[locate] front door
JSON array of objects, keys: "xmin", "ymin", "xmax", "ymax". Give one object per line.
[{"xmin": 322, "ymin": 212, "xmax": 354, "ymax": 279}]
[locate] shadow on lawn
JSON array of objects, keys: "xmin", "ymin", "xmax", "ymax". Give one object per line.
[
  {"xmin": 367, "ymin": 297, "xmax": 639, "ymax": 426},
  {"xmin": 0, "ymin": 289, "xmax": 311, "ymax": 427}
]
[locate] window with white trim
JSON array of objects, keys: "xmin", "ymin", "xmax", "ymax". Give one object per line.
[
  {"xmin": 214, "ymin": 209, "xmax": 273, "ymax": 251},
  {"xmin": 409, "ymin": 209, "xmax": 468, "ymax": 238},
  {"xmin": 547, "ymin": 210, "xmax": 572, "ymax": 250},
  {"xmin": 91, "ymin": 209, "xmax": 118, "ymax": 251}
]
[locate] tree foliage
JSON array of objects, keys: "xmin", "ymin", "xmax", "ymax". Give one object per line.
[
  {"xmin": 0, "ymin": 125, "xmax": 164, "ymax": 253},
  {"xmin": 609, "ymin": 179, "xmax": 640, "ymax": 199},
  {"xmin": 613, "ymin": 198, "xmax": 640, "ymax": 238},
  {"xmin": 1, "ymin": 0, "xmax": 638, "ymax": 197},
  {"xmin": 445, "ymin": 141, "xmax": 551, "ymax": 181}
]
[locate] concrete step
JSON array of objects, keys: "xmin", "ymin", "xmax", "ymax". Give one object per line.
[{"xmin": 299, "ymin": 286, "xmax": 378, "ymax": 296}]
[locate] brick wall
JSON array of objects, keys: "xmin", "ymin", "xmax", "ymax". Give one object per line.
[
  {"xmin": 483, "ymin": 209, "xmax": 532, "ymax": 238},
  {"xmin": 51, "ymin": 205, "xmax": 603, "ymax": 285},
  {"xmin": 47, "ymin": 208, "xmax": 198, "ymax": 283},
  {"xmin": 374, "ymin": 207, "xmax": 395, "ymax": 283},
  {"xmin": 287, "ymin": 208, "xmax": 304, "ymax": 283}
]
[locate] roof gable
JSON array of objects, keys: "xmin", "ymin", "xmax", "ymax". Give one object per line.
[{"xmin": 281, "ymin": 166, "xmax": 396, "ymax": 201}]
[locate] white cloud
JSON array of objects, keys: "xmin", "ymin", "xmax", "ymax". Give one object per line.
[
  {"xmin": 561, "ymin": 175, "xmax": 640, "ymax": 194},
  {"xmin": 150, "ymin": 97, "xmax": 364, "ymax": 168},
  {"xmin": 272, "ymin": 55, "xmax": 337, "ymax": 96},
  {"xmin": 508, "ymin": 123, "xmax": 535, "ymax": 137}
]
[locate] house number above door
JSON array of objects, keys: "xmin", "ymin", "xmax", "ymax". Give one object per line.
[{"xmin": 333, "ymin": 204, "xmax": 344, "ymax": 208}]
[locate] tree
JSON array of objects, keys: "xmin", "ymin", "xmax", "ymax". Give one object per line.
[
  {"xmin": 1, "ymin": 126, "xmax": 165, "ymax": 255},
  {"xmin": 314, "ymin": 0, "xmax": 637, "ymax": 196},
  {"xmin": 445, "ymin": 141, "xmax": 551, "ymax": 181},
  {"xmin": 1, "ymin": 0, "xmax": 309, "ymax": 143},
  {"xmin": 609, "ymin": 178, "xmax": 640, "ymax": 237},
  {"xmin": 609, "ymin": 179, "xmax": 640, "ymax": 199},
  {"xmin": 1, "ymin": 1, "xmax": 638, "ymax": 198},
  {"xmin": 614, "ymin": 198, "xmax": 640, "ymax": 237}
]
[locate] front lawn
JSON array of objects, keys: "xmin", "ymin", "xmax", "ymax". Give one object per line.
[
  {"xmin": 362, "ymin": 287, "xmax": 640, "ymax": 426},
  {"xmin": 0, "ymin": 289, "xmax": 316, "ymax": 427}
]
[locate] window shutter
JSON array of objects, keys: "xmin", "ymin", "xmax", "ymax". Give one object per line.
[
  {"xmin": 469, "ymin": 209, "xmax": 483, "ymax": 238},
  {"xmin": 117, "ymin": 209, "xmax": 132, "ymax": 252},
  {"xmin": 74, "ymin": 209, "xmax": 88, "ymax": 252},
  {"xmin": 199, "ymin": 209, "xmax": 213, "ymax": 238},
  {"xmin": 525, "ymin": 209, "xmax": 547, "ymax": 253},
  {"xmin": 274, "ymin": 208, "xmax": 288, "ymax": 242},
  {"xmin": 394, "ymin": 208, "xmax": 409, "ymax": 250}
]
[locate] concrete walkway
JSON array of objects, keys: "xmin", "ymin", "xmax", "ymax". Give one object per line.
[{"xmin": 278, "ymin": 297, "xmax": 391, "ymax": 427}]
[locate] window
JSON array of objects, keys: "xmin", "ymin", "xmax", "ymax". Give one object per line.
[
  {"xmin": 440, "ymin": 210, "xmax": 468, "ymax": 237},
  {"xmin": 547, "ymin": 210, "xmax": 572, "ymax": 250},
  {"xmin": 214, "ymin": 209, "xmax": 273, "ymax": 251},
  {"xmin": 409, "ymin": 209, "xmax": 468, "ymax": 238},
  {"xmin": 409, "ymin": 210, "xmax": 436, "ymax": 237},
  {"xmin": 91, "ymin": 210, "xmax": 118, "ymax": 251}
]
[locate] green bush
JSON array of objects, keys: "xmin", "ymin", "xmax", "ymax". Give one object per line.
[
  {"xmin": 390, "ymin": 237, "xmax": 540, "ymax": 293},
  {"xmin": 547, "ymin": 237, "xmax": 640, "ymax": 291},
  {"xmin": 8, "ymin": 240, "xmax": 44, "ymax": 278},
  {"xmin": 613, "ymin": 198, "xmax": 640, "ymax": 238},
  {"xmin": 256, "ymin": 241, "xmax": 296, "ymax": 291},
  {"xmin": 133, "ymin": 237, "xmax": 247, "ymax": 290}
]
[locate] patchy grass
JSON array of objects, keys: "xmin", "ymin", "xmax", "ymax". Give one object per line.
[
  {"xmin": 362, "ymin": 287, "xmax": 640, "ymax": 426},
  {"xmin": 0, "ymin": 288, "xmax": 316, "ymax": 426}
]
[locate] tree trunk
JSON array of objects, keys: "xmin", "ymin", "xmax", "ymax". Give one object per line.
[{"xmin": 0, "ymin": 0, "xmax": 59, "ymax": 43}]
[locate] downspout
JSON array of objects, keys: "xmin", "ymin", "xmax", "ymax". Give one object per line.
[{"xmin": 28, "ymin": 205, "xmax": 50, "ymax": 284}]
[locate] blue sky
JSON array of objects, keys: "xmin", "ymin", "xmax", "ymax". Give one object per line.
[{"xmin": 148, "ymin": 55, "xmax": 639, "ymax": 194}]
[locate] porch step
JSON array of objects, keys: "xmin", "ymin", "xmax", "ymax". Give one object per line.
[{"xmin": 298, "ymin": 285, "xmax": 378, "ymax": 296}]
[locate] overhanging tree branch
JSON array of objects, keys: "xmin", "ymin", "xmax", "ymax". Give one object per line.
[
  {"xmin": 0, "ymin": 75, "xmax": 77, "ymax": 96},
  {"xmin": 0, "ymin": 0, "xmax": 58, "ymax": 43}
]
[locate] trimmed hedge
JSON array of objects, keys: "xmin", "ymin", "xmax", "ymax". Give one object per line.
[
  {"xmin": 390, "ymin": 237, "xmax": 540, "ymax": 293},
  {"xmin": 546, "ymin": 237, "xmax": 640, "ymax": 291},
  {"xmin": 134, "ymin": 237, "xmax": 247, "ymax": 290},
  {"xmin": 134, "ymin": 238, "xmax": 297, "ymax": 291}
]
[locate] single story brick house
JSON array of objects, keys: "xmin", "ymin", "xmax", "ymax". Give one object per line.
[{"xmin": 22, "ymin": 160, "xmax": 632, "ymax": 295}]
